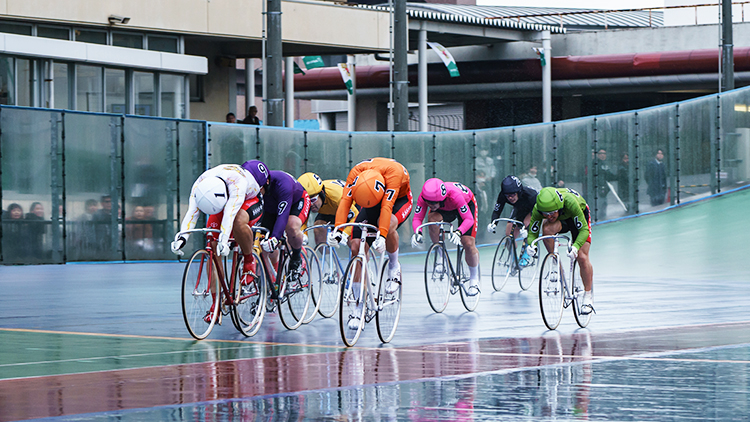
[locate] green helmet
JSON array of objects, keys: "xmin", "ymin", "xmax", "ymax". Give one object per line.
[{"xmin": 536, "ymin": 187, "xmax": 564, "ymax": 213}]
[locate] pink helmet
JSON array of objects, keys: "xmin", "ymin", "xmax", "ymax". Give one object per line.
[{"xmin": 422, "ymin": 178, "xmax": 447, "ymax": 202}]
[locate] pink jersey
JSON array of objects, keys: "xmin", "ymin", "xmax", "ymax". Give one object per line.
[{"xmin": 412, "ymin": 181, "xmax": 475, "ymax": 234}]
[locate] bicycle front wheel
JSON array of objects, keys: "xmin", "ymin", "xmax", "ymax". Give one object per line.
[
  {"xmin": 491, "ymin": 236, "xmax": 515, "ymax": 291},
  {"xmin": 339, "ymin": 256, "xmax": 367, "ymax": 347},
  {"xmin": 233, "ymin": 252, "xmax": 267, "ymax": 337},
  {"xmin": 539, "ymin": 253, "xmax": 564, "ymax": 330},
  {"xmin": 571, "ymin": 260, "xmax": 592, "ymax": 328},
  {"xmin": 278, "ymin": 253, "xmax": 312, "ymax": 330},
  {"xmin": 458, "ymin": 248, "xmax": 480, "ymax": 312},
  {"xmin": 314, "ymin": 243, "xmax": 342, "ymax": 318},
  {"xmin": 424, "ymin": 243, "xmax": 451, "ymax": 313},
  {"xmin": 518, "ymin": 239, "xmax": 537, "ymax": 291},
  {"xmin": 181, "ymin": 249, "xmax": 221, "ymax": 340},
  {"xmin": 376, "ymin": 257, "xmax": 400, "ymax": 343},
  {"xmin": 302, "ymin": 247, "xmax": 322, "ymax": 324}
]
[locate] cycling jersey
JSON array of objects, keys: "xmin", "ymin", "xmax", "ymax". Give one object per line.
[
  {"xmin": 413, "ymin": 182, "xmax": 476, "ymax": 235},
  {"xmin": 528, "ymin": 188, "xmax": 590, "ymax": 250},
  {"xmin": 180, "ymin": 164, "xmax": 262, "ymax": 244},
  {"xmin": 262, "ymin": 170, "xmax": 309, "ymax": 239},
  {"xmin": 336, "ymin": 157, "xmax": 411, "ymax": 238},
  {"xmin": 490, "ymin": 185, "xmax": 538, "ymax": 223}
]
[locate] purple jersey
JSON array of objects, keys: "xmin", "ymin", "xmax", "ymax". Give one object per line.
[{"xmin": 263, "ymin": 170, "xmax": 306, "ymax": 239}]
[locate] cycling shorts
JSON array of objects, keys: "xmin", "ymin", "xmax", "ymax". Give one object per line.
[
  {"xmin": 206, "ymin": 196, "xmax": 263, "ymax": 240},
  {"xmin": 559, "ymin": 205, "xmax": 592, "ymax": 245},
  {"xmin": 352, "ymin": 190, "xmax": 413, "ymax": 242}
]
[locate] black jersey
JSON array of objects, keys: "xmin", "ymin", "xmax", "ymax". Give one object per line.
[{"xmin": 490, "ymin": 185, "xmax": 538, "ymax": 222}]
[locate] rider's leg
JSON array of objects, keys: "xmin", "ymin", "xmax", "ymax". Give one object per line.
[
  {"xmin": 427, "ymin": 211, "xmax": 443, "ymax": 244},
  {"xmin": 232, "ymin": 209, "xmax": 257, "ymax": 276},
  {"xmin": 285, "ymin": 215, "xmax": 304, "ymax": 270},
  {"xmin": 541, "ymin": 220, "xmax": 562, "ymax": 255},
  {"xmin": 313, "ymin": 219, "xmax": 328, "ymax": 245},
  {"xmin": 577, "ymin": 241, "xmax": 593, "ymax": 291},
  {"xmin": 386, "ymin": 214, "xmax": 400, "ymax": 267},
  {"xmin": 462, "ymin": 235, "xmax": 480, "ymax": 283}
]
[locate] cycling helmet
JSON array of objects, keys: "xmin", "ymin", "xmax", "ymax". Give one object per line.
[
  {"xmin": 194, "ymin": 177, "xmax": 229, "ymax": 215},
  {"xmin": 421, "ymin": 178, "xmax": 447, "ymax": 203},
  {"xmin": 241, "ymin": 160, "xmax": 270, "ymax": 187},
  {"xmin": 501, "ymin": 175, "xmax": 522, "ymax": 194},
  {"xmin": 536, "ymin": 187, "xmax": 564, "ymax": 213},
  {"xmin": 297, "ymin": 172, "xmax": 323, "ymax": 197},
  {"xmin": 351, "ymin": 169, "xmax": 385, "ymax": 208}
]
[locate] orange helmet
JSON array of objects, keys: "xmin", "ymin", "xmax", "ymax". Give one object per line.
[{"xmin": 351, "ymin": 169, "xmax": 385, "ymax": 208}]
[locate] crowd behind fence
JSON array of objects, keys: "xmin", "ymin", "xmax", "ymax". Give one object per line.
[{"xmin": 2, "ymin": 86, "xmax": 750, "ymax": 264}]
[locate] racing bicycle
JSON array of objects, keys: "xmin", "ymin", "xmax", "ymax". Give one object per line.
[{"xmin": 490, "ymin": 218, "xmax": 537, "ymax": 291}]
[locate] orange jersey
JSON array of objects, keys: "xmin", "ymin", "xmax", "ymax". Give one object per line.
[{"xmin": 336, "ymin": 157, "xmax": 411, "ymax": 237}]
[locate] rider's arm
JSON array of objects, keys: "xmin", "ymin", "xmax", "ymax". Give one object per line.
[
  {"xmin": 270, "ymin": 181, "xmax": 295, "ymax": 240},
  {"xmin": 526, "ymin": 208, "xmax": 542, "ymax": 246},
  {"xmin": 178, "ymin": 176, "xmax": 207, "ymax": 241},
  {"xmin": 568, "ymin": 200, "xmax": 590, "ymax": 251},
  {"xmin": 217, "ymin": 178, "xmax": 249, "ymax": 244},
  {"xmin": 490, "ymin": 192, "xmax": 507, "ymax": 222},
  {"xmin": 411, "ymin": 195, "xmax": 427, "ymax": 234},
  {"xmin": 335, "ymin": 169, "xmax": 360, "ymax": 229},
  {"xmin": 455, "ymin": 196, "xmax": 475, "ymax": 235}
]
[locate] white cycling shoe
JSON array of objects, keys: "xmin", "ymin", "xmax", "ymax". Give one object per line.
[
  {"xmin": 347, "ymin": 303, "xmax": 364, "ymax": 330},
  {"xmin": 466, "ymin": 276, "xmax": 481, "ymax": 296},
  {"xmin": 385, "ymin": 263, "xmax": 401, "ymax": 294},
  {"xmin": 580, "ymin": 291, "xmax": 595, "ymax": 315}
]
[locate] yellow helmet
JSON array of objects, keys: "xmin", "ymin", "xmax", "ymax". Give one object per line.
[{"xmin": 297, "ymin": 172, "xmax": 323, "ymax": 197}]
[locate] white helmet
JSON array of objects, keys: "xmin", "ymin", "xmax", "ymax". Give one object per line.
[{"xmin": 194, "ymin": 177, "xmax": 228, "ymax": 215}]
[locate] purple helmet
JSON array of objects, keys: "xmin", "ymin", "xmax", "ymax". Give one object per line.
[{"xmin": 241, "ymin": 160, "xmax": 270, "ymax": 187}]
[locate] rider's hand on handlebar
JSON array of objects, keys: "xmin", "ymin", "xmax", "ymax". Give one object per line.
[
  {"xmin": 448, "ymin": 229, "xmax": 462, "ymax": 246},
  {"xmin": 568, "ymin": 245, "xmax": 578, "ymax": 261},
  {"xmin": 526, "ymin": 244, "xmax": 538, "ymax": 258},
  {"xmin": 410, "ymin": 232, "xmax": 423, "ymax": 248},
  {"xmin": 519, "ymin": 226, "xmax": 528, "ymax": 239},
  {"xmin": 260, "ymin": 237, "xmax": 280, "ymax": 253},
  {"xmin": 171, "ymin": 236, "xmax": 186, "ymax": 256},
  {"xmin": 327, "ymin": 230, "xmax": 347, "ymax": 247},
  {"xmin": 217, "ymin": 240, "xmax": 231, "ymax": 256},
  {"xmin": 302, "ymin": 233, "xmax": 309, "ymax": 246},
  {"xmin": 487, "ymin": 221, "xmax": 497, "ymax": 234},
  {"xmin": 372, "ymin": 235, "xmax": 387, "ymax": 253}
]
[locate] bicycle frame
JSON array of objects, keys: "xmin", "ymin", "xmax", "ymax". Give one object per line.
[
  {"xmin": 178, "ymin": 228, "xmax": 239, "ymax": 309},
  {"xmin": 253, "ymin": 226, "xmax": 287, "ymax": 301},
  {"xmin": 417, "ymin": 221, "xmax": 471, "ymax": 296},
  {"xmin": 531, "ymin": 234, "xmax": 575, "ymax": 308},
  {"xmin": 335, "ymin": 222, "xmax": 387, "ymax": 312},
  {"xmin": 491, "ymin": 217, "xmax": 526, "ymax": 268}
]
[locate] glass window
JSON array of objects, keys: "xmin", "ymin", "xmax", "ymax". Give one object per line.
[
  {"xmin": 53, "ymin": 62, "xmax": 68, "ymax": 109},
  {"xmin": 16, "ymin": 58, "xmax": 31, "ymax": 107},
  {"xmin": 37, "ymin": 26, "xmax": 70, "ymax": 40},
  {"xmin": 0, "ymin": 55, "xmax": 15, "ymax": 105},
  {"xmin": 0, "ymin": 22, "xmax": 32, "ymax": 35},
  {"xmin": 75, "ymin": 29, "xmax": 107, "ymax": 45},
  {"xmin": 76, "ymin": 65, "xmax": 103, "ymax": 112},
  {"xmin": 147, "ymin": 36, "xmax": 178, "ymax": 53},
  {"xmin": 105, "ymin": 68, "xmax": 126, "ymax": 114},
  {"xmin": 134, "ymin": 71, "xmax": 154, "ymax": 116},
  {"xmin": 161, "ymin": 74, "xmax": 185, "ymax": 118},
  {"xmin": 112, "ymin": 33, "xmax": 143, "ymax": 49},
  {"xmin": 189, "ymin": 74, "xmax": 203, "ymax": 102}
]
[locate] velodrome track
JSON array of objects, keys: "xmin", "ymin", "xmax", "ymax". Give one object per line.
[{"xmin": 1, "ymin": 187, "xmax": 749, "ymax": 420}]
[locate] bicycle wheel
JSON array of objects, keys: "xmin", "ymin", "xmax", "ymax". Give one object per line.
[
  {"xmin": 278, "ymin": 253, "xmax": 312, "ymax": 330},
  {"xmin": 424, "ymin": 243, "xmax": 451, "ymax": 313},
  {"xmin": 233, "ymin": 252, "xmax": 267, "ymax": 337},
  {"xmin": 571, "ymin": 260, "xmax": 592, "ymax": 328},
  {"xmin": 458, "ymin": 248, "xmax": 480, "ymax": 312},
  {"xmin": 302, "ymin": 247, "xmax": 322, "ymax": 324},
  {"xmin": 518, "ymin": 239, "xmax": 537, "ymax": 291},
  {"xmin": 339, "ymin": 256, "xmax": 367, "ymax": 347},
  {"xmin": 491, "ymin": 236, "xmax": 515, "ymax": 292},
  {"xmin": 377, "ymin": 257, "xmax": 401, "ymax": 343},
  {"xmin": 181, "ymin": 249, "xmax": 221, "ymax": 340},
  {"xmin": 314, "ymin": 243, "xmax": 342, "ymax": 318},
  {"xmin": 539, "ymin": 253, "xmax": 564, "ymax": 330}
]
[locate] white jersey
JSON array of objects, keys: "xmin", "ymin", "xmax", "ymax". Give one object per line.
[{"xmin": 179, "ymin": 164, "xmax": 261, "ymax": 244}]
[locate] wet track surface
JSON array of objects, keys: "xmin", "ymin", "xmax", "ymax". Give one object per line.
[{"xmin": 1, "ymin": 188, "xmax": 749, "ymax": 421}]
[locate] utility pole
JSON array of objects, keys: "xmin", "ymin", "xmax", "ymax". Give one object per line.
[
  {"xmin": 721, "ymin": 0, "xmax": 734, "ymax": 92},
  {"xmin": 393, "ymin": 0, "xmax": 409, "ymax": 132},
  {"xmin": 266, "ymin": 0, "xmax": 283, "ymax": 126}
]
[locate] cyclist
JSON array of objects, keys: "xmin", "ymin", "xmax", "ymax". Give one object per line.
[
  {"xmin": 171, "ymin": 162, "xmax": 267, "ymax": 321},
  {"xmin": 411, "ymin": 178, "xmax": 480, "ymax": 295},
  {"xmin": 258, "ymin": 166, "xmax": 311, "ymax": 275},
  {"xmin": 297, "ymin": 172, "xmax": 359, "ymax": 246},
  {"xmin": 524, "ymin": 187, "xmax": 594, "ymax": 314},
  {"xmin": 487, "ymin": 175, "xmax": 538, "ymax": 265},
  {"xmin": 329, "ymin": 157, "xmax": 413, "ymax": 328}
]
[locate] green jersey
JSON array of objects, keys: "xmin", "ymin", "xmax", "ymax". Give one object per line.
[{"xmin": 528, "ymin": 188, "xmax": 590, "ymax": 250}]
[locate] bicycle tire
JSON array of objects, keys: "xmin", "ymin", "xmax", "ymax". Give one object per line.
[
  {"xmin": 278, "ymin": 252, "xmax": 311, "ymax": 330},
  {"xmin": 518, "ymin": 239, "xmax": 537, "ymax": 291},
  {"xmin": 539, "ymin": 253, "xmax": 564, "ymax": 330},
  {"xmin": 571, "ymin": 260, "xmax": 592, "ymax": 328},
  {"xmin": 314, "ymin": 243, "xmax": 342, "ymax": 318},
  {"xmin": 339, "ymin": 256, "xmax": 367, "ymax": 347},
  {"xmin": 458, "ymin": 248, "xmax": 480, "ymax": 312},
  {"xmin": 181, "ymin": 249, "xmax": 221, "ymax": 340},
  {"xmin": 376, "ymin": 257, "xmax": 401, "ymax": 343},
  {"xmin": 302, "ymin": 247, "xmax": 322, "ymax": 324},
  {"xmin": 491, "ymin": 236, "xmax": 515, "ymax": 291},
  {"xmin": 234, "ymin": 252, "xmax": 267, "ymax": 337},
  {"xmin": 424, "ymin": 243, "xmax": 451, "ymax": 313}
]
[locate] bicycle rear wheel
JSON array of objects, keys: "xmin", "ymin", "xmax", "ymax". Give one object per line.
[
  {"xmin": 233, "ymin": 252, "xmax": 267, "ymax": 337},
  {"xmin": 302, "ymin": 247, "xmax": 322, "ymax": 324},
  {"xmin": 424, "ymin": 243, "xmax": 451, "ymax": 313},
  {"xmin": 539, "ymin": 253, "xmax": 564, "ymax": 330},
  {"xmin": 314, "ymin": 243, "xmax": 342, "ymax": 318},
  {"xmin": 491, "ymin": 236, "xmax": 514, "ymax": 291},
  {"xmin": 376, "ymin": 257, "xmax": 401, "ymax": 343},
  {"xmin": 458, "ymin": 248, "xmax": 480, "ymax": 312},
  {"xmin": 571, "ymin": 260, "xmax": 592, "ymax": 328},
  {"xmin": 339, "ymin": 256, "xmax": 367, "ymax": 347},
  {"xmin": 278, "ymin": 253, "xmax": 312, "ymax": 330},
  {"xmin": 181, "ymin": 249, "xmax": 221, "ymax": 340}
]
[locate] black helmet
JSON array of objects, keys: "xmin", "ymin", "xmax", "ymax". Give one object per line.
[{"xmin": 501, "ymin": 175, "xmax": 522, "ymax": 194}]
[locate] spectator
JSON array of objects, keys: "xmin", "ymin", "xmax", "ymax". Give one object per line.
[
  {"xmin": 93, "ymin": 195, "xmax": 115, "ymax": 250},
  {"xmin": 646, "ymin": 148, "xmax": 667, "ymax": 206},
  {"xmin": 226, "ymin": 112, "xmax": 237, "ymax": 123},
  {"xmin": 519, "ymin": 165, "xmax": 543, "ymax": 192},
  {"xmin": 77, "ymin": 199, "xmax": 99, "ymax": 253},
  {"xmin": 240, "ymin": 105, "xmax": 260, "ymax": 125},
  {"xmin": 3, "ymin": 203, "xmax": 24, "ymax": 260},
  {"xmin": 25, "ymin": 202, "xmax": 46, "ymax": 259},
  {"xmin": 126, "ymin": 205, "xmax": 154, "ymax": 252},
  {"xmin": 617, "ymin": 153, "xmax": 631, "ymax": 202},
  {"xmin": 594, "ymin": 148, "xmax": 617, "ymax": 219}
]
